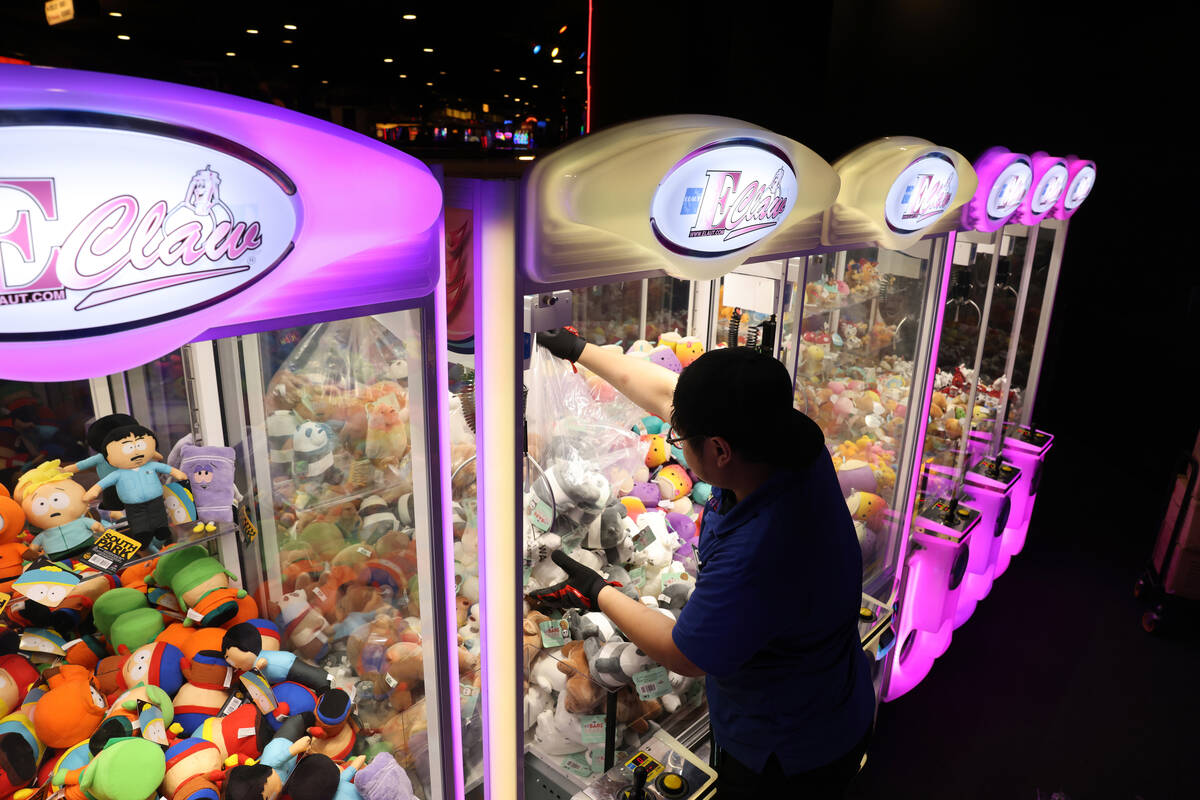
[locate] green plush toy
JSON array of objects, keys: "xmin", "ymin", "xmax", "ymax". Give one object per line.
[
  {"xmin": 91, "ymin": 589, "xmax": 149, "ymax": 641},
  {"xmin": 147, "ymin": 544, "xmax": 209, "ymax": 589},
  {"xmin": 108, "ymin": 608, "xmax": 165, "ymax": 654},
  {"xmin": 74, "ymin": 736, "xmax": 166, "ymax": 800}
]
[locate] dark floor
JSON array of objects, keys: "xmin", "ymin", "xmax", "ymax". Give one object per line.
[{"xmin": 847, "ymin": 494, "xmax": 1199, "ymax": 799}]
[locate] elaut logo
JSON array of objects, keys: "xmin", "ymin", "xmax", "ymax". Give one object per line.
[
  {"xmin": 651, "ymin": 139, "xmax": 797, "ymax": 259},
  {"xmin": 885, "ymin": 152, "xmax": 959, "ymax": 234},
  {"xmin": 0, "ymin": 121, "xmax": 297, "ymax": 339}
]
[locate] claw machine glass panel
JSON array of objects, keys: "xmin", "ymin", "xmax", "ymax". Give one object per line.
[{"xmin": 0, "ymin": 65, "xmax": 462, "ymax": 800}]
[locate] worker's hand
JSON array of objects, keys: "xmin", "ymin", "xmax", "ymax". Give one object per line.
[
  {"xmin": 536, "ymin": 327, "xmax": 587, "ymax": 363},
  {"xmin": 527, "ymin": 550, "xmax": 621, "ymax": 612}
]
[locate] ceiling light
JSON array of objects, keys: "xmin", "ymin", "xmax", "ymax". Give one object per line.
[
  {"xmin": 518, "ymin": 155, "xmax": 536, "ymax": 161},
  {"xmin": 494, "ymin": 68, "xmax": 501, "ymax": 72},
  {"xmin": 426, "ymin": 82, "xmax": 434, "ymax": 86},
  {"xmin": 559, "ymin": 25, "xmax": 568, "ymax": 33},
  {"xmin": 403, "ymin": 14, "xmax": 417, "ymax": 20},
  {"xmin": 503, "ymin": 94, "xmax": 509, "ymax": 98},
  {"xmin": 291, "ymin": 64, "xmax": 300, "ymax": 69},
  {"xmin": 552, "ymin": 59, "xmax": 563, "ymax": 64},
  {"xmin": 532, "ymin": 45, "xmax": 541, "ymax": 54},
  {"xmin": 532, "ymin": 84, "xmax": 538, "ymax": 88},
  {"xmin": 117, "ymin": 34, "xmax": 130, "ymax": 40},
  {"xmin": 575, "ymin": 70, "xmax": 584, "ymax": 75},
  {"xmin": 109, "ymin": 11, "xmax": 122, "ymax": 17},
  {"xmin": 551, "ymin": 47, "xmax": 559, "ymax": 57},
  {"xmin": 439, "ymin": 71, "xmax": 446, "ymax": 75},
  {"xmin": 226, "ymin": 52, "xmax": 236, "ymax": 57},
  {"xmin": 246, "ymin": 29, "xmax": 258, "ymax": 34},
  {"xmin": 282, "ymin": 39, "xmax": 293, "ymax": 44},
  {"xmin": 423, "ymin": 47, "xmax": 434, "ymax": 53},
  {"xmin": 321, "ymin": 80, "xmax": 329, "ymax": 84},
  {"xmin": 383, "ymin": 58, "xmax": 393, "ymax": 63},
  {"xmin": 399, "ymin": 74, "xmax": 408, "ymax": 78},
  {"xmin": 284, "ymin": 24, "xmax": 297, "ymax": 30},
  {"xmin": 514, "ymin": 97, "xmax": 520, "ymax": 102},
  {"xmin": 518, "ymin": 76, "xmax": 526, "ymax": 81}
]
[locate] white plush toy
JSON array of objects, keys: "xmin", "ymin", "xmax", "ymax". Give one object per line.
[
  {"xmin": 523, "ymin": 684, "xmax": 551, "ymax": 732},
  {"xmin": 530, "ymin": 650, "xmax": 568, "ymax": 695},
  {"xmin": 533, "ymin": 692, "xmax": 586, "ymax": 756}
]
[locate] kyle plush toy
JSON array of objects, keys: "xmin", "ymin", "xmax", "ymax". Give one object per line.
[
  {"xmin": 15, "ymin": 461, "xmax": 111, "ymax": 560},
  {"xmin": 222, "ymin": 623, "xmax": 333, "ymax": 695},
  {"xmin": 55, "ymin": 735, "xmax": 166, "ymax": 800},
  {"xmin": 82, "ymin": 422, "xmax": 187, "ymax": 549},
  {"xmin": 170, "ymin": 555, "xmax": 253, "ymax": 628}
]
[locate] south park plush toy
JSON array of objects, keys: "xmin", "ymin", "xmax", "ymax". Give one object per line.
[
  {"xmin": 178, "ymin": 444, "xmax": 240, "ymax": 530},
  {"xmin": 222, "ymin": 623, "xmax": 333, "ymax": 695},
  {"xmin": 171, "ymin": 556, "xmax": 252, "ymax": 628},
  {"xmin": 0, "ymin": 711, "xmax": 42, "ymax": 799},
  {"xmin": 32, "ymin": 664, "xmax": 108, "ymax": 748},
  {"xmin": 70, "ymin": 413, "xmax": 145, "ymax": 514},
  {"xmin": 55, "ymin": 735, "xmax": 166, "ymax": 800},
  {"xmin": 15, "ymin": 461, "xmax": 110, "ymax": 560},
  {"xmin": 161, "ymin": 737, "xmax": 225, "ymax": 800},
  {"xmin": 173, "ymin": 651, "xmax": 234, "ymax": 737},
  {"xmin": 120, "ymin": 641, "xmax": 187, "ymax": 696},
  {"xmin": 82, "ymin": 422, "xmax": 187, "ymax": 549}
]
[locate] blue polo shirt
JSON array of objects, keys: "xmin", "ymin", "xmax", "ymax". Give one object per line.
[
  {"xmin": 95, "ymin": 461, "xmax": 173, "ymax": 504},
  {"xmin": 671, "ymin": 456, "xmax": 875, "ymax": 774}
]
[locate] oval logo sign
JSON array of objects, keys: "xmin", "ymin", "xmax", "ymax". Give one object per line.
[
  {"xmin": 885, "ymin": 152, "xmax": 959, "ymax": 234},
  {"xmin": 986, "ymin": 158, "xmax": 1033, "ymax": 221},
  {"xmin": 1063, "ymin": 164, "xmax": 1096, "ymax": 211},
  {"xmin": 1029, "ymin": 162, "xmax": 1068, "ymax": 215},
  {"xmin": 650, "ymin": 139, "xmax": 796, "ymax": 258},
  {"xmin": 0, "ymin": 121, "xmax": 298, "ymax": 339}
]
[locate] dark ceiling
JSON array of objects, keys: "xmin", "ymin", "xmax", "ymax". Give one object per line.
[{"xmin": 1, "ymin": 0, "xmax": 590, "ymax": 141}]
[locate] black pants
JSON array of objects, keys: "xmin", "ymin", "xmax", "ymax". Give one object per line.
[
  {"xmin": 716, "ymin": 727, "xmax": 871, "ymax": 800},
  {"xmin": 123, "ymin": 497, "xmax": 170, "ymax": 547}
]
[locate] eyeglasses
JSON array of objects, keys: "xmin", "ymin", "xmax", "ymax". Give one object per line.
[{"xmin": 664, "ymin": 431, "xmax": 703, "ymax": 448}]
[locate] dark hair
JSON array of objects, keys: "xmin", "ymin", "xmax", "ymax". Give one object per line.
[
  {"xmin": 224, "ymin": 764, "xmax": 273, "ymax": 800},
  {"xmin": 100, "ymin": 423, "xmax": 157, "ymax": 452},
  {"xmin": 222, "ymin": 623, "xmax": 262, "ymax": 655},
  {"xmin": 279, "ymin": 753, "xmax": 340, "ymax": 800},
  {"xmin": 85, "ymin": 414, "xmax": 139, "ymax": 452},
  {"xmin": 671, "ymin": 347, "xmax": 824, "ymax": 467}
]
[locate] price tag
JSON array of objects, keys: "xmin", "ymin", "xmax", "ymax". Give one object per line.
[
  {"xmin": 238, "ymin": 502, "xmax": 259, "ymax": 545},
  {"xmin": 356, "ymin": 546, "xmax": 372, "ymax": 558},
  {"xmin": 460, "ymin": 683, "xmax": 480, "ymax": 718},
  {"xmin": 538, "ymin": 618, "xmax": 568, "ymax": 648},
  {"xmin": 84, "ymin": 529, "xmax": 141, "ymax": 573},
  {"xmin": 586, "ymin": 743, "xmax": 606, "ymax": 771},
  {"xmin": 633, "ymin": 666, "xmax": 671, "ymax": 701},
  {"xmin": 580, "ymin": 715, "xmax": 606, "ymax": 744},
  {"xmin": 632, "ymin": 527, "xmax": 656, "ymax": 552},
  {"xmin": 218, "ymin": 693, "xmax": 244, "ymax": 717},
  {"xmin": 628, "ymin": 567, "xmax": 646, "ymax": 590},
  {"xmin": 529, "ymin": 500, "xmax": 554, "ymax": 532},
  {"xmin": 384, "ymin": 673, "xmax": 398, "ymax": 689},
  {"xmin": 522, "ymin": 566, "xmax": 532, "ymax": 587},
  {"xmin": 560, "ymin": 755, "xmax": 592, "ymax": 779},
  {"xmin": 660, "ymin": 564, "xmax": 689, "ymax": 590},
  {"xmin": 0, "ymin": 591, "xmax": 9, "ymax": 617}
]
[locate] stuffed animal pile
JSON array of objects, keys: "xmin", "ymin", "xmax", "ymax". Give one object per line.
[{"xmin": 522, "ymin": 333, "xmax": 708, "ymax": 778}]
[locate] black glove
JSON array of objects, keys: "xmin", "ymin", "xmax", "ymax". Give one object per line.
[
  {"xmin": 536, "ymin": 327, "xmax": 587, "ymax": 363},
  {"xmin": 526, "ymin": 550, "xmax": 621, "ymax": 611}
]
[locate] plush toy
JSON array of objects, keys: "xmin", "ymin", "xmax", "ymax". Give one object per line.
[
  {"xmin": 586, "ymin": 639, "xmax": 655, "ymax": 690},
  {"xmin": 222, "ymin": 623, "xmax": 333, "ymax": 695},
  {"xmin": 655, "ymin": 465, "xmax": 692, "ymax": 502},
  {"xmin": 161, "ymin": 482, "xmax": 198, "ymax": 527},
  {"xmin": 304, "ymin": 689, "xmax": 358, "ymax": 760},
  {"xmin": 352, "ymin": 751, "xmax": 416, "ymax": 800},
  {"xmin": 178, "ymin": 444, "xmax": 240, "ymax": 529},
  {"xmin": 118, "ymin": 641, "xmax": 186, "ymax": 697},
  {"xmin": 357, "ymin": 495, "xmax": 399, "ymax": 543},
  {"xmin": 292, "ymin": 421, "xmax": 345, "ymax": 487},
  {"xmin": 82, "ymin": 422, "xmax": 188, "ymax": 548},
  {"xmin": 171, "ymin": 556, "xmax": 251, "ymax": 628},
  {"xmin": 648, "ymin": 346, "xmax": 682, "ymax": 374},
  {"xmin": 276, "ymin": 590, "xmax": 333, "ymax": 662},
  {"xmin": 62, "ymin": 735, "xmax": 166, "ymax": 800},
  {"xmin": 32, "ymin": 665, "xmax": 108, "ymax": 748},
  {"xmin": 172, "ymin": 651, "xmax": 234, "ymax": 737},
  {"xmin": 674, "ymin": 337, "xmax": 705, "ymax": 368},
  {"xmin": 835, "ymin": 459, "xmax": 878, "ymax": 498},
  {"xmin": 365, "ymin": 394, "xmax": 409, "ymax": 469},
  {"xmin": 11, "ymin": 562, "xmax": 80, "ymax": 610},
  {"xmin": 160, "ymin": 737, "xmax": 224, "ymax": 800},
  {"xmin": 641, "ymin": 435, "xmax": 668, "ymax": 469},
  {"xmin": 14, "ymin": 462, "xmax": 110, "ymax": 560},
  {"xmin": 846, "ymin": 491, "xmax": 887, "ymax": 530},
  {"xmin": 557, "ymin": 640, "xmax": 604, "ymax": 713},
  {"xmin": 0, "ymin": 712, "xmax": 41, "ymax": 799}
]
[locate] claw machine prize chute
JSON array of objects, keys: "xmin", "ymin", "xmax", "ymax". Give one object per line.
[
  {"xmin": 472, "ymin": 116, "xmax": 841, "ymax": 800},
  {"xmin": 0, "ymin": 65, "xmax": 464, "ymax": 800}
]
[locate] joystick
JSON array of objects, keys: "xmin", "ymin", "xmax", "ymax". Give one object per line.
[
  {"xmin": 620, "ymin": 766, "xmax": 648, "ymax": 800},
  {"xmin": 941, "ymin": 496, "xmax": 959, "ymax": 525},
  {"xmin": 987, "ymin": 454, "xmax": 1005, "ymax": 479}
]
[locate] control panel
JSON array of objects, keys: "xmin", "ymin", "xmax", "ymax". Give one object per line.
[
  {"xmin": 573, "ymin": 729, "xmax": 716, "ymax": 800},
  {"xmin": 969, "ymin": 454, "xmax": 1021, "ymax": 490},
  {"xmin": 913, "ymin": 495, "xmax": 981, "ymax": 542}
]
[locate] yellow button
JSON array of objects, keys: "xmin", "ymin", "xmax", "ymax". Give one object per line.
[{"xmin": 663, "ymin": 775, "xmax": 682, "ymax": 791}]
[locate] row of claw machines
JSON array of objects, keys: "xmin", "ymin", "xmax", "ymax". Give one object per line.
[{"xmin": 0, "ymin": 64, "xmax": 1094, "ymax": 800}]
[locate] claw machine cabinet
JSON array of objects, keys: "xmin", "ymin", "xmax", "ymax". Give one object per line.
[
  {"xmin": 0, "ymin": 65, "xmax": 465, "ymax": 800},
  {"xmin": 469, "ymin": 115, "xmax": 840, "ymax": 800}
]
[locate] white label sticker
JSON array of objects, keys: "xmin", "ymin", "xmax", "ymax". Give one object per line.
[
  {"xmin": 237, "ymin": 727, "xmax": 256, "ymax": 739},
  {"xmin": 384, "ymin": 672, "xmax": 398, "ymax": 688},
  {"xmin": 186, "ymin": 607, "xmax": 204, "ymax": 621}
]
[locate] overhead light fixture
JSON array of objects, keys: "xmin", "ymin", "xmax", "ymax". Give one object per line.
[
  {"xmin": 383, "ymin": 58, "xmax": 393, "ymax": 63},
  {"xmin": 494, "ymin": 68, "xmax": 501, "ymax": 72},
  {"xmin": 282, "ymin": 39, "xmax": 293, "ymax": 44},
  {"xmin": 550, "ymin": 47, "xmax": 559, "ymax": 57},
  {"xmin": 514, "ymin": 97, "xmax": 520, "ymax": 102},
  {"xmin": 439, "ymin": 71, "xmax": 446, "ymax": 75},
  {"xmin": 321, "ymin": 79, "xmax": 329, "ymax": 84},
  {"xmin": 399, "ymin": 74, "xmax": 408, "ymax": 78},
  {"xmin": 426, "ymin": 82, "xmax": 434, "ymax": 86},
  {"xmin": 246, "ymin": 29, "xmax": 259, "ymax": 34},
  {"xmin": 503, "ymin": 94, "xmax": 509, "ymax": 98},
  {"xmin": 575, "ymin": 70, "xmax": 584, "ymax": 75},
  {"xmin": 284, "ymin": 23, "xmax": 297, "ymax": 30},
  {"xmin": 518, "ymin": 155, "xmax": 536, "ymax": 161},
  {"xmin": 109, "ymin": 11, "xmax": 122, "ymax": 17},
  {"xmin": 403, "ymin": 14, "xmax": 417, "ymax": 20},
  {"xmin": 291, "ymin": 64, "xmax": 300, "ymax": 69},
  {"xmin": 552, "ymin": 59, "xmax": 562, "ymax": 64},
  {"xmin": 559, "ymin": 25, "xmax": 568, "ymax": 33},
  {"xmin": 518, "ymin": 76, "xmax": 526, "ymax": 81},
  {"xmin": 532, "ymin": 45, "xmax": 541, "ymax": 54},
  {"xmin": 226, "ymin": 52, "xmax": 236, "ymax": 57},
  {"xmin": 531, "ymin": 84, "xmax": 538, "ymax": 88},
  {"xmin": 423, "ymin": 47, "xmax": 434, "ymax": 53},
  {"xmin": 117, "ymin": 34, "xmax": 130, "ymax": 40}
]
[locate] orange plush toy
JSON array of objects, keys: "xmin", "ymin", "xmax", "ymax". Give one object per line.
[
  {"xmin": 0, "ymin": 495, "xmax": 32, "ymax": 594},
  {"xmin": 32, "ymin": 664, "xmax": 108, "ymax": 748}
]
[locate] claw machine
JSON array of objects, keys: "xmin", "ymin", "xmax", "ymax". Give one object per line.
[
  {"xmin": 467, "ymin": 115, "xmax": 844, "ymax": 800},
  {"xmin": 701, "ymin": 138, "xmax": 976, "ymax": 702},
  {"xmin": 0, "ymin": 65, "xmax": 465, "ymax": 800}
]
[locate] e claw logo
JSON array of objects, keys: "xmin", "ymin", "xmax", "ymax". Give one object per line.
[{"xmin": 0, "ymin": 166, "xmax": 262, "ymax": 310}]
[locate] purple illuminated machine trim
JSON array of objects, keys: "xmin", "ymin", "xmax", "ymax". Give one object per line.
[
  {"xmin": 1010, "ymin": 151, "xmax": 1068, "ymax": 226},
  {"xmin": 883, "ymin": 230, "xmax": 956, "ymax": 701},
  {"xmin": 960, "ymin": 147, "xmax": 1032, "ymax": 233},
  {"xmin": 0, "ymin": 65, "xmax": 441, "ymax": 382},
  {"xmin": 1050, "ymin": 156, "xmax": 1097, "ymax": 220}
]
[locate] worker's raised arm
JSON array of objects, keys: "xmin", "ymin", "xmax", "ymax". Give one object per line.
[{"xmin": 537, "ymin": 328, "xmax": 677, "ymax": 422}]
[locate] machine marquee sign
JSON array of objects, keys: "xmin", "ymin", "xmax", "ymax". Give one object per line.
[
  {"xmin": 1062, "ymin": 164, "xmax": 1095, "ymax": 211},
  {"xmin": 649, "ymin": 139, "xmax": 797, "ymax": 258},
  {"xmin": 986, "ymin": 159, "xmax": 1033, "ymax": 222},
  {"xmin": 884, "ymin": 152, "xmax": 959, "ymax": 234},
  {"xmin": 0, "ymin": 124, "xmax": 298, "ymax": 339},
  {"xmin": 1028, "ymin": 161, "xmax": 1068, "ymax": 216}
]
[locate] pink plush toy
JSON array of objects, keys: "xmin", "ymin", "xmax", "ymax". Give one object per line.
[
  {"xmin": 655, "ymin": 465, "xmax": 693, "ymax": 502},
  {"xmin": 642, "ymin": 435, "xmax": 669, "ymax": 468}
]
